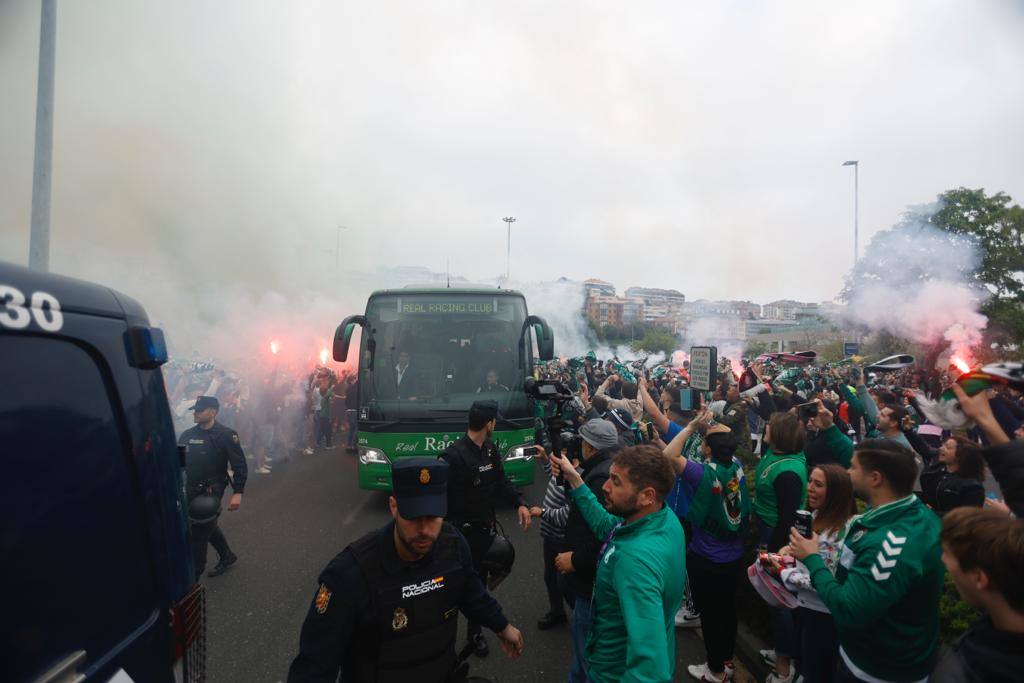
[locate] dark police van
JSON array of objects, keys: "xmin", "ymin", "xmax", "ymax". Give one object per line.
[{"xmin": 1, "ymin": 261, "xmax": 204, "ymax": 682}]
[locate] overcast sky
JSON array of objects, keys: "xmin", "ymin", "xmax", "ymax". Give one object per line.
[{"xmin": 2, "ymin": 0, "xmax": 1023, "ymax": 306}]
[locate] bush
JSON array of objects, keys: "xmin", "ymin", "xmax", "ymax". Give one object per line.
[{"xmin": 938, "ymin": 573, "xmax": 981, "ymax": 643}]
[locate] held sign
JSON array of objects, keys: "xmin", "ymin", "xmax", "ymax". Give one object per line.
[
  {"xmin": 843, "ymin": 341, "xmax": 859, "ymax": 358},
  {"xmin": 689, "ymin": 346, "xmax": 717, "ymax": 391}
]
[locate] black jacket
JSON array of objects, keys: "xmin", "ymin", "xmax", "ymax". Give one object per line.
[
  {"xmin": 931, "ymin": 616, "xmax": 1024, "ymax": 683},
  {"xmin": 287, "ymin": 522, "xmax": 507, "ymax": 683},
  {"xmin": 562, "ymin": 448, "xmax": 615, "ymax": 600},
  {"xmin": 440, "ymin": 435, "xmax": 525, "ymax": 526},
  {"xmin": 918, "ymin": 464, "xmax": 985, "ymax": 515},
  {"xmin": 178, "ymin": 421, "xmax": 247, "ymax": 498},
  {"xmin": 981, "ymin": 439, "xmax": 1024, "ymax": 517}
]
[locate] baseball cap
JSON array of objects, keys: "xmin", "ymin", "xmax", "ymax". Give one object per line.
[{"xmin": 579, "ymin": 418, "xmax": 620, "ymax": 450}]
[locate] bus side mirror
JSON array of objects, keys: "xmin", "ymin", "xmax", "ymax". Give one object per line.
[
  {"xmin": 333, "ymin": 315, "xmax": 367, "ymax": 362},
  {"xmin": 523, "ymin": 315, "xmax": 554, "ymax": 362}
]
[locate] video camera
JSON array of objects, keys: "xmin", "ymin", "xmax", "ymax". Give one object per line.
[{"xmin": 524, "ymin": 377, "xmax": 575, "ymax": 402}]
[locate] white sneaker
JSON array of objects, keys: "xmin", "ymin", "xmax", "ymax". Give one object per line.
[
  {"xmin": 255, "ymin": 466, "xmax": 272, "ymax": 474},
  {"xmin": 264, "ymin": 457, "xmax": 274, "ymax": 464},
  {"xmin": 765, "ymin": 670, "xmax": 794, "ymax": 683},
  {"xmin": 302, "ymin": 447, "xmax": 314, "ymax": 455},
  {"xmin": 760, "ymin": 649, "xmax": 777, "ymax": 668},
  {"xmin": 674, "ymin": 605, "xmax": 701, "ymax": 628},
  {"xmin": 687, "ymin": 663, "xmax": 727, "ymax": 682}
]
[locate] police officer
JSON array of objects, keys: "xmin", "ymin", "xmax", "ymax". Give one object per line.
[
  {"xmin": 287, "ymin": 458, "xmax": 525, "ymax": 682},
  {"xmin": 178, "ymin": 395, "xmax": 248, "ymax": 579},
  {"xmin": 440, "ymin": 400, "xmax": 532, "ymax": 657}
]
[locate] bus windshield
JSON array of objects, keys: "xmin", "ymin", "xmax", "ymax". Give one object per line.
[{"xmin": 359, "ymin": 293, "xmax": 531, "ymax": 421}]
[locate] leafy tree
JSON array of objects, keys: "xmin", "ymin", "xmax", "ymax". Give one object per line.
[{"xmin": 632, "ymin": 330, "xmax": 678, "ymax": 356}]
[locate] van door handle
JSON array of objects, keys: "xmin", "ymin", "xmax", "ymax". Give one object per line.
[{"xmin": 32, "ymin": 650, "xmax": 87, "ymax": 683}]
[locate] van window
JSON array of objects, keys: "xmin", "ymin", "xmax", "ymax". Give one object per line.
[{"xmin": 0, "ymin": 334, "xmax": 158, "ymax": 682}]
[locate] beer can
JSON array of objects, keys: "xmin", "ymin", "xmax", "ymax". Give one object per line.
[{"xmin": 794, "ymin": 509, "xmax": 814, "ymax": 538}]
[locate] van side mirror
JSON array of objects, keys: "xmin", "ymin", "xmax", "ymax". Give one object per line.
[{"xmin": 333, "ymin": 315, "xmax": 367, "ymax": 362}]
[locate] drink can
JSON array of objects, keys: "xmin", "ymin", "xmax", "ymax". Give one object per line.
[{"xmin": 794, "ymin": 509, "xmax": 814, "ymax": 538}]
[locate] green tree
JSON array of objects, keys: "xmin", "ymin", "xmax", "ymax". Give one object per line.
[{"xmin": 632, "ymin": 330, "xmax": 678, "ymax": 357}]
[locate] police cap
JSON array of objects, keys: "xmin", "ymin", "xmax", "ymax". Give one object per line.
[
  {"xmin": 392, "ymin": 458, "xmax": 448, "ymax": 519},
  {"xmin": 189, "ymin": 395, "xmax": 220, "ymax": 411}
]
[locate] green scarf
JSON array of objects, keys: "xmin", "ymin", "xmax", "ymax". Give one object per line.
[{"xmin": 686, "ymin": 459, "xmax": 750, "ymax": 539}]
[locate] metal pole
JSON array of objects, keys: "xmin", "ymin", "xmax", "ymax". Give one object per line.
[
  {"xmin": 854, "ymin": 163, "xmax": 859, "ymax": 264},
  {"xmin": 502, "ymin": 216, "xmax": 515, "ymax": 280},
  {"xmin": 29, "ymin": 0, "xmax": 57, "ymax": 271}
]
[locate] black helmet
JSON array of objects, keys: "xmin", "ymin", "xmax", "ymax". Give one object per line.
[
  {"xmin": 188, "ymin": 494, "xmax": 221, "ymax": 524},
  {"xmin": 482, "ymin": 534, "xmax": 515, "ymax": 590}
]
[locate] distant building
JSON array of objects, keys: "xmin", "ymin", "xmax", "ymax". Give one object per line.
[
  {"xmin": 583, "ymin": 278, "xmax": 616, "ymax": 299},
  {"xmin": 624, "ymin": 287, "xmax": 686, "ymax": 325},
  {"xmin": 683, "ymin": 299, "xmax": 762, "ymax": 319},
  {"xmin": 763, "ymin": 299, "xmax": 821, "ymax": 321},
  {"xmin": 586, "ymin": 295, "xmax": 646, "ymax": 327}
]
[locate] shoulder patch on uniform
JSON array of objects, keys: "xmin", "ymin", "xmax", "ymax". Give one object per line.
[
  {"xmin": 232, "ymin": 433, "xmax": 240, "ymax": 444},
  {"xmin": 315, "ymin": 584, "xmax": 332, "ymax": 614}
]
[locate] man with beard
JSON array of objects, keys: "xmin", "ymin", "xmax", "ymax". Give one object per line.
[
  {"xmin": 789, "ymin": 440, "xmax": 943, "ymax": 683},
  {"xmin": 440, "ymin": 400, "xmax": 532, "ymax": 657},
  {"xmin": 288, "ymin": 458, "xmax": 524, "ymax": 682},
  {"xmin": 550, "ymin": 444, "xmax": 684, "ymax": 683}
]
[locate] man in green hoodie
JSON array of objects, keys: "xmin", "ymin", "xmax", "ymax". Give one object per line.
[
  {"xmin": 549, "ymin": 444, "xmax": 685, "ymax": 683},
  {"xmin": 790, "ymin": 439, "xmax": 944, "ymax": 682}
]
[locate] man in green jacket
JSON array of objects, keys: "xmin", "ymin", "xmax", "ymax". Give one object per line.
[
  {"xmin": 790, "ymin": 439, "xmax": 944, "ymax": 682},
  {"xmin": 550, "ymin": 445, "xmax": 685, "ymax": 683}
]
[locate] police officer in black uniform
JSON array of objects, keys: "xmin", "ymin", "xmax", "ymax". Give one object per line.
[
  {"xmin": 440, "ymin": 400, "xmax": 533, "ymax": 657},
  {"xmin": 178, "ymin": 395, "xmax": 248, "ymax": 579},
  {"xmin": 287, "ymin": 458, "xmax": 525, "ymax": 683}
]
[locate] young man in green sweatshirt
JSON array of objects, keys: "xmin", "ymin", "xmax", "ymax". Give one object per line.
[
  {"xmin": 790, "ymin": 439, "xmax": 943, "ymax": 682},
  {"xmin": 550, "ymin": 444, "xmax": 685, "ymax": 683}
]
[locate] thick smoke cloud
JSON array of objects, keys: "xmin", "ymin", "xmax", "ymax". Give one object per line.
[{"xmin": 842, "ymin": 206, "xmax": 989, "ymax": 363}]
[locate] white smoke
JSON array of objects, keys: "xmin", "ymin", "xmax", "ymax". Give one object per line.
[{"xmin": 843, "ymin": 205, "xmax": 988, "ymax": 365}]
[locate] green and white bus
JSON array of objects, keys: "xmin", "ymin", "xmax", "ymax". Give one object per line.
[{"xmin": 333, "ymin": 288, "xmax": 554, "ymax": 490}]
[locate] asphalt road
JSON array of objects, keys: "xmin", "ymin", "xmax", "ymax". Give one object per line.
[{"xmin": 203, "ymin": 447, "xmax": 757, "ymax": 683}]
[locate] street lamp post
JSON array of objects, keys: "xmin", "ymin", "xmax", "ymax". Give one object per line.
[
  {"xmin": 29, "ymin": 0, "xmax": 57, "ymax": 271},
  {"xmin": 502, "ymin": 216, "xmax": 516, "ymax": 280},
  {"xmin": 842, "ymin": 160, "xmax": 859, "ymax": 266}
]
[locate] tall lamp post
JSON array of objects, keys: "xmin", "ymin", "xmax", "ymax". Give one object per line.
[
  {"xmin": 842, "ymin": 160, "xmax": 859, "ymax": 266},
  {"xmin": 502, "ymin": 216, "xmax": 516, "ymax": 280},
  {"xmin": 29, "ymin": 0, "xmax": 57, "ymax": 271}
]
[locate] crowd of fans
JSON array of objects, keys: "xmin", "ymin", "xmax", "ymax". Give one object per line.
[
  {"xmin": 165, "ymin": 358, "xmax": 359, "ymax": 471},
  {"xmin": 527, "ymin": 352, "xmax": 1023, "ymax": 683}
]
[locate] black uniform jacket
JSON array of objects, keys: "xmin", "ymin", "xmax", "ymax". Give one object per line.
[
  {"xmin": 287, "ymin": 522, "xmax": 508, "ymax": 682},
  {"xmin": 178, "ymin": 420, "xmax": 247, "ymax": 497},
  {"xmin": 562, "ymin": 447, "xmax": 614, "ymax": 600},
  {"xmin": 440, "ymin": 435, "xmax": 526, "ymax": 525}
]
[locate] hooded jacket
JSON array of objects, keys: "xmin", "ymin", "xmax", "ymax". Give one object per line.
[{"xmin": 930, "ymin": 616, "xmax": 1024, "ymax": 683}]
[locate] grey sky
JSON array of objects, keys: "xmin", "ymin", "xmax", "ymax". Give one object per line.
[{"xmin": 2, "ymin": 0, "xmax": 1023, "ymax": 305}]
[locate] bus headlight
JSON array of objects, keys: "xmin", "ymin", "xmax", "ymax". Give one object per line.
[
  {"xmin": 358, "ymin": 447, "xmax": 390, "ymax": 465},
  {"xmin": 504, "ymin": 445, "xmax": 536, "ymax": 462}
]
